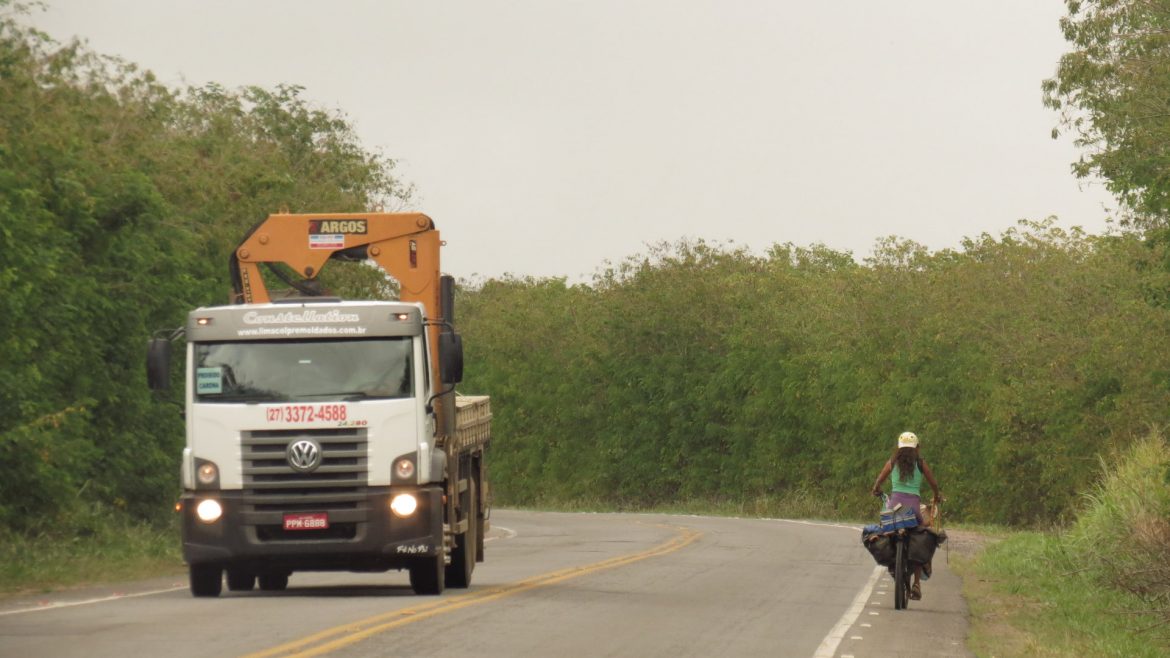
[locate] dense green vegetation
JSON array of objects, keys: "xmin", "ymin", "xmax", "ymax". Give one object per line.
[
  {"xmin": 0, "ymin": 511, "xmax": 180, "ymax": 593},
  {"xmin": 961, "ymin": 433, "xmax": 1170, "ymax": 656},
  {"xmin": 1065, "ymin": 433, "xmax": 1170, "ymax": 626},
  {"xmin": 0, "ymin": 4, "xmax": 409, "ymax": 540},
  {"xmin": 459, "ymin": 228, "xmax": 1170, "ymax": 524}
]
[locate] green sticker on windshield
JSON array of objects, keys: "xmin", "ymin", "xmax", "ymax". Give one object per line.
[{"xmin": 196, "ymin": 367, "xmax": 223, "ymax": 394}]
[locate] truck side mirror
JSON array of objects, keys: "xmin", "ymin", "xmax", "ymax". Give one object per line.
[
  {"xmin": 146, "ymin": 338, "xmax": 172, "ymax": 390},
  {"xmin": 439, "ymin": 332, "xmax": 464, "ymax": 385}
]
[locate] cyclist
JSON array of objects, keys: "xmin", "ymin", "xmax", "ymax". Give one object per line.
[{"xmin": 870, "ymin": 431, "xmax": 942, "ymax": 600}]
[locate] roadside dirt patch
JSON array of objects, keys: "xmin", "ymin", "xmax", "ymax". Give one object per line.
[{"xmin": 940, "ymin": 528, "xmax": 997, "ymax": 560}]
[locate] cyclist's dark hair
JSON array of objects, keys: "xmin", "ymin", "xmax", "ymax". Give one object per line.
[{"xmin": 892, "ymin": 446, "xmax": 919, "ymax": 483}]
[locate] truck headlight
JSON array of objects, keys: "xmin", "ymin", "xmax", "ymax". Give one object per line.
[
  {"xmin": 390, "ymin": 493, "xmax": 418, "ymax": 518},
  {"xmin": 195, "ymin": 499, "xmax": 223, "ymax": 523},
  {"xmin": 197, "ymin": 462, "xmax": 218, "ymax": 486},
  {"xmin": 394, "ymin": 458, "xmax": 415, "ymax": 480},
  {"xmin": 193, "ymin": 458, "xmax": 219, "ymax": 490}
]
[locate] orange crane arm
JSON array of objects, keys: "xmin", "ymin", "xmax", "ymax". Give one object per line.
[{"xmin": 230, "ymin": 211, "xmax": 446, "ymax": 389}]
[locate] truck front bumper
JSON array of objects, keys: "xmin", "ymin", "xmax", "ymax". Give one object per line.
[{"xmin": 180, "ymin": 485, "xmax": 443, "ymax": 572}]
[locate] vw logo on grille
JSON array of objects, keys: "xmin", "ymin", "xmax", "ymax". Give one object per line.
[{"xmin": 286, "ymin": 439, "xmax": 322, "ymax": 473}]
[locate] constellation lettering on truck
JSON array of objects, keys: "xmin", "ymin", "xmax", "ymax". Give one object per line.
[
  {"xmin": 395, "ymin": 544, "xmax": 430, "ymax": 555},
  {"xmin": 242, "ymin": 310, "xmax": 361, "ymax": 324}
]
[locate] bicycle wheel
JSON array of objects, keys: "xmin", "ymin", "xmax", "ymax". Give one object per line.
[{"xmin": 894, "ymin": 538, "xmax": 908, "ymax": 610}]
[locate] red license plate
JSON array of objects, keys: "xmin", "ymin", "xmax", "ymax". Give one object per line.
[{"xmin": 283, "ymin": 513, "xmax": 329, "ymax": 531}]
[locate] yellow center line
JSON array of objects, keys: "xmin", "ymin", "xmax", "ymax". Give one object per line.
[{"xmin": 240, "ymin": 524, "xmax": 701, "ymax": 658}]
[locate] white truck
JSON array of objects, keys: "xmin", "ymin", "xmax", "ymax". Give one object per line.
[{"xmin": 147, "ymin": 212, "xmax": 490, "ymax": 597}]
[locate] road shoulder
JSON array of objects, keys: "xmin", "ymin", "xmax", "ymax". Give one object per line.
[{"xmin": 830, "ymin": 529, "xmax": 985, "ymax": 657}]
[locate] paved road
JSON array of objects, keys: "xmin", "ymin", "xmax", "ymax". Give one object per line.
[{"xmin": 0, "ymin": 510, "xmax": 971, "ymax": 657}]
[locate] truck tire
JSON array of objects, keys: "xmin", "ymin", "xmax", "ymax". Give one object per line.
[
  {"xmin": 410, "ymin": 550, "xmax": 446, "ymax": 595},
  {"xmin": 190, "ymin": 564, "xmax": 222, "ymax": 598},
  {"xmin": 446, "ymin": 479, "xmax": 477, "ymax": 588},
  {"xmin": 226, "ymin": 569, "xmax": 256, "ymax": 592},
  {"xmin": 258, "ymin": 573, "xmax": 289, "ymax": 591}
]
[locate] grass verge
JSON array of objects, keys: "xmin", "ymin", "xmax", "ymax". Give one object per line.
[
  {"xmin": 955, "ymin": 432, "xmax": 1170, "ymax": 657},
  {"xmin": 0, "ymin": 511, "xmax": 182, "ymax": 597},
  {"xmin": 956, "ymin": 531, "xmax": 1169, "ymax": 657}
]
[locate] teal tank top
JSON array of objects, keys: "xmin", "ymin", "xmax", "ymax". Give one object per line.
[{"xmin": 890, "ymin": 460, "xmax": 923, "ymax": 495}]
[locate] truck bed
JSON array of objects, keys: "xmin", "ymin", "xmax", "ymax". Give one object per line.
[{"xmin": 453, "ymin": 395, "xmax": 491, "ymax": 452}]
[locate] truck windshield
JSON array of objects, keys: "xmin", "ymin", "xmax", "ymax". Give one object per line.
[{"xmin": 193, "ymin": 338, "xmax": 414, "ymax": 403}]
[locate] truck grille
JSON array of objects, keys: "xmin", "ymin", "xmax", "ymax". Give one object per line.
[{"xmin": 240, "ymin": 428, "xmax": 370, "ymax": 541}]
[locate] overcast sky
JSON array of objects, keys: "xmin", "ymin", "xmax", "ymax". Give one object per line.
[{"xmin": 32, "ymin": 1, "xmax": 1114, "ymax": 281}]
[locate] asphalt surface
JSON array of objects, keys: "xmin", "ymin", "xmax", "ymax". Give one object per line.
[{"xmin": 0, "ymin": 510, "xmax": 971, "ymax": 657}]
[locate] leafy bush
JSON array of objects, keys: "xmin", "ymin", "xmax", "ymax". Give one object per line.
[
  {"xmin": 1065, "ymin": 432, "xmax": 1170, "ymax": 623},
  {"xmin": 962, "ymin": 434, "xmax": 1170, "ymax": 656}
]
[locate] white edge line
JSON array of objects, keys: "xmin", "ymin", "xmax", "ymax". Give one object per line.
[
  {"xmin": 812, "ymin": 565, "xmax": 884, "ymax": 658},
  {"xmin": 0, "ymin": 586, "xmax": 187, "ymax": 617},
  {"xmin": 484, "ymin": 525, "xmax": 516, "ymax": 542},
  {"xmin": 619, "ymin": 511, "xmax": 861, "ymax": 531},
  {"xmin": 767, "ymin": 518, "xmax": 860, "ymax": 531}
]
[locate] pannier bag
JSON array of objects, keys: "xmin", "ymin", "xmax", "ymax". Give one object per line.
[
  {"xmin": 907, "ymin": 527, "xmax": 947, "ymax": 565},
  {"xmin": 861, "ymin": 528, "xmax": 896, "ymax": 567}
]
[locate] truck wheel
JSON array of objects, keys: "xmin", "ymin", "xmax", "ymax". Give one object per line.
[
  {"xmin": 410, "ymin": 550, "xmax": 446, "ymax": 595},
  {"xmin": 190, "ymin": 564, "xmax": 222, "ymax": 598},
  {"xmin": 226, "ymin": 569, "xmax": 256, "ymax": 592},
  {"xmin": 446, "ymin": 479, "xmax": 477, "ymax": 588},
  {"xmin": 258, "ymin": 573, "xmax": 289, "ymax": 591}
]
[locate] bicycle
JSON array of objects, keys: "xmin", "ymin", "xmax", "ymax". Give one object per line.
[{"xmin": 861, "ymin": 493, "xmax": 918, "ymax": 610}]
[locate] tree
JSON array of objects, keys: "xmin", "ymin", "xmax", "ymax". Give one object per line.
[
  {"xmin": 0, "ymin": 4, "xmax": 411, "ymax": 531},
  {"xmin": 1043, "ymin": 0, "xmax": 1170, "ymax": 228}
]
